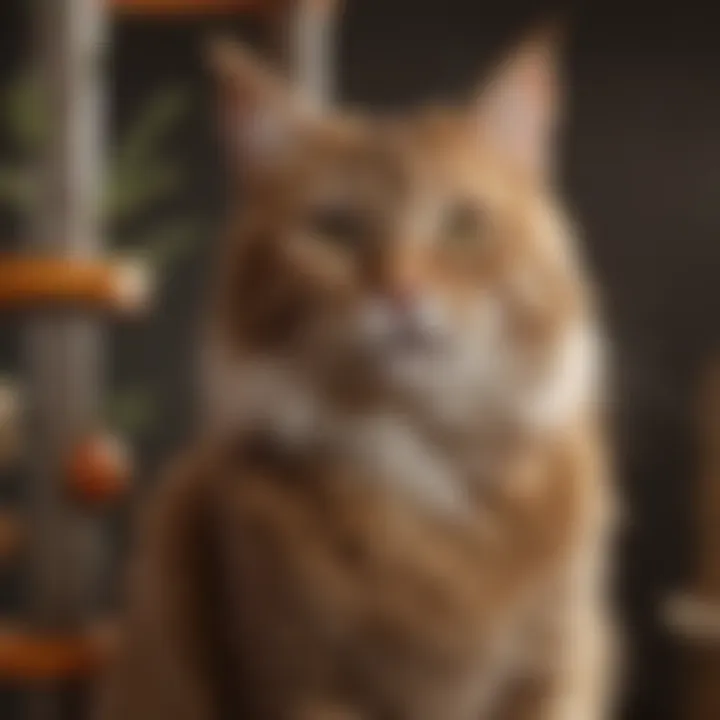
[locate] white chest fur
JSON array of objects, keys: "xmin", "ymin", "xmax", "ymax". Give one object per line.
[
  {"xmin": 200, "ymin": 316, "xmax": 600, "ymax": 519},
  {"xmin": 334, "ymin": 413, "xmax": 470, "ymax": 516},
  {"xmin": 201, "ymin": 350, "xmax": 470, "ymax": 518}
]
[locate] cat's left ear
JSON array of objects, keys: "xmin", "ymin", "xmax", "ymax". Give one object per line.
[
  {"xmin": 206, "ymin": 38, "xmax": 312, "ymax": 176},
  {"xmin": 473, "ymin": 22, "xmax": 565, "ymax": 180}
]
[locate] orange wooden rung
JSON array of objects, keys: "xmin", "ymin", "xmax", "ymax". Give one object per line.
[
  {"xmin": 112, "ymin": 0, "xmax": 286, "ymax": 15},
  {"xmin": 0, "ymin": 622, "xmax": 117, "ymax": 682},
  {"xmin": 0, "ymin": 256, "xmax": 151, "ymax": 315}
]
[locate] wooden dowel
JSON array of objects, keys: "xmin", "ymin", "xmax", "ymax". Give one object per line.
[
  {"xmin": 0, "ymin": 623, "xmax": 116, "ymax": 682},
  {"xmin": 696, "ymin": 361, "xmax": 720, "ymax": 597},
  {"xmin": 677, "ymin": 358, "xmax": 720, "ymax": 720},
  {"xmin": 0, "ymin": 513, "xmax": 25, "ymax": 567},
  {"xmin": 113, "ymin": 0, "xmax": 284, "ymax": 15},
  {"xmin": 271, "ymin": 0, "xmax": 340, "ymax": 107},
  {"xmin": 0, "ymin": 257, "xmax": 151, "ymax": 314},
  {"xmin": 0, "ymin": 379, "xmax": 23, "ymax": 468}
]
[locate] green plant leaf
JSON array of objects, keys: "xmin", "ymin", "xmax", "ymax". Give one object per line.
[
  {"xmin": 0, "ymin": 165, "xmax": 37, "ymax": 214},
  {"xmin": 109, "ymin": 86, "xmax": 189, "ymax": 177},
  {"xmin": 1, "ymin": 69, "xmax": 46, "ymax": 153},
  {"xmin": 106, "ymin": 388, "xmax": 155, "ymax": 436},
  {"xmin": 118, "ymin": 217, "xmax": 202, "ymax": 269},
  {"xmin": 104, "ymin": 161, "xmax": 185, "ymax": 226},
  {"xmin": 104, "ymin": 86, "xmax": 191, "ymax": 225}
]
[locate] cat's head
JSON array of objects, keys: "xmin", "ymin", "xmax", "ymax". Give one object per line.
[{"xmin": 204, "ymin": 27, "xmax": 600, "ymax": 434}]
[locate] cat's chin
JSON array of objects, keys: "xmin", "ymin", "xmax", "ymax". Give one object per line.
[{"xmin": 370, "ymin": 338, "xmax": 447, "ymax": 388}]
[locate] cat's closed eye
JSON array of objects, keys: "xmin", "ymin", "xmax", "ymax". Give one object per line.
[{"xmin": 307, "ymin": 204, "xmax": 372, "ymax": 247}]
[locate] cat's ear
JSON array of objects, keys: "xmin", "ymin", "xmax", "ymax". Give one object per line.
[
  {"xmin": 473, "ymin": 22, "xmax": 565, "ymax": 180},
  {"xmin": 206, "ymin": 38, "xmax": 310, "ymax": 175}
]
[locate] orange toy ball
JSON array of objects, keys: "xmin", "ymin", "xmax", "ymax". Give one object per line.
[{"xmin": 65, "ymin": 433, "xmax": 132, "ymax": 505}]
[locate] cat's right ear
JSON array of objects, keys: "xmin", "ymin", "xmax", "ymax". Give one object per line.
[{"xmin": 206, "ymin": 38, "xmax": 309, "ymax": 175}]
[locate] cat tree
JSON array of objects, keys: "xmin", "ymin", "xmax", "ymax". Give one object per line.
[{"xmin": 0, "ymin": 0, "xmax": 338, "ymax": 717}]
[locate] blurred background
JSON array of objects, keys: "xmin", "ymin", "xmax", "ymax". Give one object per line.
[{"xmin": 0, "ymin": 1, "xmax": 718, "ymax": 719}]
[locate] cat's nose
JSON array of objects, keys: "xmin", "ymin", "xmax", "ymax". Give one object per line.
[
  {"xmin": 384, "ymin": 283, "xmax": 420, "ymax": 315},
  {"xmin": 363, "ymin": 251, "xmax": 445, "ymax": 346},
  {"xmin": 362, "ymin": 290, "xmax": 444, "ymax": 351}
]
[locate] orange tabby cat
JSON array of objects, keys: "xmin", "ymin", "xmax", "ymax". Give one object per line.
[{"xmin": 97, "ymin": 26, "xmax": 617, "ymax": 720}]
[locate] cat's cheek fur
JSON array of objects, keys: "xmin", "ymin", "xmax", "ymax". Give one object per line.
[
  {"xmin": 361, "ymin": 288, "xmax": 599, "ymax": 435},
  {"xmin": 517, "ymin": 322, "xmax": 603, "ymax": 431}
]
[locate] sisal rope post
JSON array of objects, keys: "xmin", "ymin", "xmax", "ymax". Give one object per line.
[
  {"xmin": 21, "ymin": 1, "xmax": 108, "ymax": 717},
  {"xmin": 271, "ymin": 0, "xmax": 341, "ymax": 107}
]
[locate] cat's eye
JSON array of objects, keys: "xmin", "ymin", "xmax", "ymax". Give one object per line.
[
  {"xmin": 441, "ymin": 201, "xmax": 485, "ymax": 248},
  {"xmin": 307, "ymin": 204, "xmax": 370, "ymax": 247}
]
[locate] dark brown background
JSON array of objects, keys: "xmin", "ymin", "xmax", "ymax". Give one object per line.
[{"xmin": 1, "ymin": 1, "xmax": 719, "ymax": 718}]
